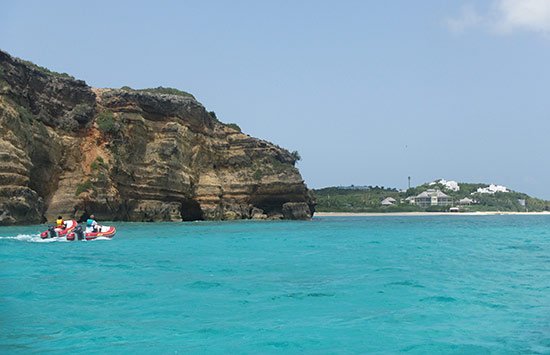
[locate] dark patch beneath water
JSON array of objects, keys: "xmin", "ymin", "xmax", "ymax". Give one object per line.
[
  {"xmin": 271, "ymin": 292, "xmax": 335, "ymax": 300},
  {"xmin": 400, "ymin": 343, "xmax": 491, "ymax": 353},
  {"xmin": 385, "ymin": 280, "xmax": 425, "ymax": 288},
  {"xmin": 420, "ymin": 296, "xmax": 457, "ymax": 303},
  {"xmin": 262, "ymin": 341, "xmax": 304, "ymax": 350},
  {"xmin": 502, "ymin": 244, "xmax": 542, "ymax": 251},
  {"xmin": 106, "ymin": 291, "xmax": 148, "ymax": 299},
  {"xmin": 188, "ymin": 281, "xmax": 222, "ymax": 289},
  {"xmin": 197, "ymin": 328, "xmax": 221, "ymax": 335}
]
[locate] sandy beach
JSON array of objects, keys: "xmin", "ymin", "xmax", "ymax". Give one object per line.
[{"xmin": 314, "ymin": 211, "xmax": 550, "ymax": 217}]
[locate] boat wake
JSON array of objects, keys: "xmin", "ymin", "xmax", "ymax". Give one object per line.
[
  {"xmin": 0, "ymin": 234, "xmax": 60, "ymax": 243},
  {"xmin": 91, "ymin": 236, "xmax": 112, "ymax": 241}
]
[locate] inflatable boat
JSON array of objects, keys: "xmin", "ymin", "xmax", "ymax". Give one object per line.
[
  {"xmin": 40, "ymin": 220, "xmax": 78, "ymax": 239},
  {"xmin": 67, "ymin": 225, "xmax": 116, "ymax": 241}
]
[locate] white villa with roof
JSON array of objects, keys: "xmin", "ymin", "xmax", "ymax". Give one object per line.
[
  {"xmin": 458, "ymin": 197, "xmax": 475, "ymax": 205},
  {"xmin": 413, "ymin": 189, "xmax": 453, "ymax": 208},
  {"xmin": 381, "ymin": 197, "xmax": 396, "ymax": 206}
]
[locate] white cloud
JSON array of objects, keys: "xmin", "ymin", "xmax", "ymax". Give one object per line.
[
  {"xmin": 446, "ymin": 0, "xmax": 550, "ymax": 36},
  {"xmin": 493, "ymin": 0, "xmax": 550, "ymax": 34}
]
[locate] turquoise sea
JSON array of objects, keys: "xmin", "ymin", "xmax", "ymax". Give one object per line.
[{"xmin": 1, "ymin": 216, "xmax": 549, "ymax": 353}]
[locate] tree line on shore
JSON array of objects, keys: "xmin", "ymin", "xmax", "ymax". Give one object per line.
[{"xmin": 314, "ymin": 182, "xmax": 550, "ymax": 213}]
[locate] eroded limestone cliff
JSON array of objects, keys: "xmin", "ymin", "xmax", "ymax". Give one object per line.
[{"xmin": 0, "ymin": 50, "xmax": 315, "ymax": 225}]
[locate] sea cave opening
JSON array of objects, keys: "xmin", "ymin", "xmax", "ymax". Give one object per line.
[{"xmin": 181, "ymin": 199, "xmax": 203, "ymax": 221}]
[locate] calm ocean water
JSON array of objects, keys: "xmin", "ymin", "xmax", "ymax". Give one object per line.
[{"xmin": 0, "ymin": 216, "xmax": 549, "ymax": 353}]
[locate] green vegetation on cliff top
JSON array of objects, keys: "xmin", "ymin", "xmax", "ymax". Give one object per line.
[
  {"xmin": 17, "ymin": 58, "xmax": 75, "ymax": 80},
  {"xmin": 226, "ymin": 123, "xmax": 241, "ymax": 132},
  {"xmin": 120, "ymin": 86, "xmax": 195, "ymax": 99},
  {"xmin": 314, "ymin": 181, "xmax": 550, "ymax": 213}
]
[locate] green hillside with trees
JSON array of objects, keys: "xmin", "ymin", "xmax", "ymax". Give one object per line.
[{"xmin": 314, "ymin": 181, "xmax": 550, "ymax": 213}]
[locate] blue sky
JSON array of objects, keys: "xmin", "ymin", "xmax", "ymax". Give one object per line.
[{"xmin": 2, "ymin": 1, "xmax": 550, "ymax": 197}]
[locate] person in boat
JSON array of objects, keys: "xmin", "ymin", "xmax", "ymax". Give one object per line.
[
  {"xmin": 86, "ymin": 214, "xmax": 99, "ymax": 233},
  {"xmin": 55, "ymin": 216, "xmax": 66, "ymax": 229}
]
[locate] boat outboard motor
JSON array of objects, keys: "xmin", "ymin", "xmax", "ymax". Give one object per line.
[
  {"xmin": 74, "ymin": 225, "xmax": 85, "ymax": 241},
  {"xmin": 48, "ymin": 226, "xmax": 57, "ymax": 239}
]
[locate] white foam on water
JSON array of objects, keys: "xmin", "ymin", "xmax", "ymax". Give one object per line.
[
  {"xmin": 0, "ymin": 234, "xmax": 38, "ymax": 242},
  {"xmin": 90, "ymin": 237, "xmax": 112, "ymax": 241},
  {"xmin": 0, "ymin": 234, "xmax": 69, "ymax": 243}
]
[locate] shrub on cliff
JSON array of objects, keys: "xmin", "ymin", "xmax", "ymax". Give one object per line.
[
  {"xmin": 18, "ymin": 58, "xmax": 74, "ymax": 79},
  {"xmin": 96, "ymin": 111, "xmax": 120, "ymax": 134},
  {"xmin": 75, "ymin": 179, "xmax": 93, "ymax": 196},
  {"xmin": 90, "ymin": 156, "xmax": 107, "ymax": 171},
  {"xmin": 117, "ymin": 86, "xmax": 195, "ymax": 99},
  {"xmin": 68, "ymin": 103, "xmax": 94, "ymax": 125},
  {"xmin": 253, "ymin": 169, "xmax": 263, "ymax": 181},
  {"xmin": 0, "ymin": 66, "xmax": 8, "ymax": 89},
  {"xmin": 226, "ymin": 123, "xmax": 241, "ymax": 132},
  {"xmin": 138, "ymin": 86, "xmax": 195, "ymax": 99},
  {"xmin": 16, "ymin": 105, "xmax": 34, "ymax": 124}
]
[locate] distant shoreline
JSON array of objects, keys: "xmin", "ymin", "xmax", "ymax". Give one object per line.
[{"xmin": 314, "ymin": 211, "xmax": 550, "ymax": 217}]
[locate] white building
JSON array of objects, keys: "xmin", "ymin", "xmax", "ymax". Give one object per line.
[
  {"xmin": 429, "ymin": 179, "xmax": 460, "ymax": 192},
  {"xmin": 476, "ymin": 184, "xmax": 508, "ymax": 194},
  {"xmin": 458, "ymin": 197, "xmax": 474, "ymax": 205},
  {"xmin": 414, "ymin": 189, "xmax": 453, "ymax": 208},
  {"xmin": 381, "ymin": 197, "xmax": 396, "ymax": 206}
]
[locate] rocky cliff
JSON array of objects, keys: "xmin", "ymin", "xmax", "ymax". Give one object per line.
[{"xmin": 0, "ymin": 50, "xmax": 315, "ymax": 225}]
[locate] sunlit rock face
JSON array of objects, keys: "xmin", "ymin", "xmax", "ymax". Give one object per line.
[{"xmin": 0, "ymin": 50, "xmax": 315, "ymax": 225}]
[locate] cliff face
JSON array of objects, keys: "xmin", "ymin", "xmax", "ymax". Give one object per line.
[{"xmin": 0, "ymin": 50, "xmax": 315, "ymax": 225}]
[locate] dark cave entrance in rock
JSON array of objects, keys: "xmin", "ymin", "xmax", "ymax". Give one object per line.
[
  {"xmin": 181, "ymin": 199, "xmax": 203, "ymax": 221},
  {"xmin": 78, "ymin": 212, "xmax": 90, "ymax": 223},
  {"xmin": 28, "ymin": 149, "xmax": 61, "ymax": 219},
  {"xmin": 250, "ymin": 197, "xmax": 284, "ymax": 216}
]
